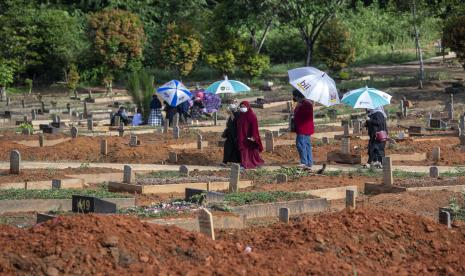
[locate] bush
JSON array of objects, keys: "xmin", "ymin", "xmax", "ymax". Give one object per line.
[
  {"xmin": 443, "ymin": 16, "xmax": 465, "ymax": 69},
  {"xmin": 67, "ymin": 65, "xmax": 80, "ymax": 93},
  {"xmin": 316, "ymin": 19, "xmax": 355, "ymax": 73},
  {"xmin": 240, "ymin": 53, "xmax": 270, "ymax": 79},
  {"xmin": 0, "ymin": 63, "xmax": 14, "ymax": 88}
]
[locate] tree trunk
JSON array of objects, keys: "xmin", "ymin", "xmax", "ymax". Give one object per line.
[
  {"xmin": 0, "ymin": 86, "xmax": 5, "ymax": 102},
  {"xmin": 412, "ymin": 0, "xmax": 424, "ymax": 89},
  {"xmin": 257, "ymin": 21, "xmax": 272, "ymax": 54},
  {"xmin": 305, "ymin": 40, "xmax": 314, "ymax": 66},
  {"xmin": 250, "ymin": 29, "xmax": 257, "ymax": 50}
]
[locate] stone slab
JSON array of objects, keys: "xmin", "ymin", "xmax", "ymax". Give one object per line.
[
  {"xmin": 0, "ymin": 198, "xmax": 135, "ymax": 214},
  {"xmin": 108, "ymin": 180, "xmax": 253, "ymax": 194},
  {"xmin": 250, "ymin": 101, "xmax": 289, "ymax": 109},
  {"xmin": 299, "ymin": 186, "xmax": 358, "ymax": 201},
  {"xmin": 389, "ymin": 153, "xmax": 427, "ymax": 162},
  {"xmin": 364, "ymin": 182, "xmax": 407, "ymax": 195},
  {"xmin": 0, "ymin": 178, "xmax": 84, "ymax": 190},
  {"xmin": 170, "ymin": 142, "xmax": 209, "ymax": 150},
  {"xmin": 405, "ymin": 184, "xmax": 465, "ymax": 192},
  {"xmin": 231, "ymin": 198, "xmax": 328, "ymax": 219}
]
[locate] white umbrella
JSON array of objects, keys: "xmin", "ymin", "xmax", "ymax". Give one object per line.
[
  {"xmin": 288, "ymin": 67, "xmax": 340, "ymax": 106},
  {"xmin": 156, "ymin": 80, "xmax": 192, "ymax": 107}
]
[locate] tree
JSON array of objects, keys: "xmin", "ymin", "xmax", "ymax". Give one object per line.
[
  {"xmin": 443, "ymin": 15, "xmax": 465, "ymax": 69},
  {"xmin": 67, "ymin": 65, "xmax": 80, "ymax": 94},
  {"xmin": 88, "ymin": 9, "xmax": 146, "ymax": 93},
  {"xmin": 410, "ymin": 0, "xmax": 425, "ymax": 88},
  {"xmin": 216, "ymin": 0, "xmax": 279, "ymax": 54},
  {"xmin": 160, "ymin": 23, "xmax": 202, "ymax": 78},
  {"xmin": 0, "ymin": 62, "xmax": 14, "ymax": 101},
  {"xmin": 240, "ymin": 53, "xmax": 270, "ymax": 79},
  {"xmin": 127, "ymin": 70, "xmax": 154, "ymax": 122},
  {"xmin": 0, "ymin": 2, "xmax": 84, "ymax": 82},
  {"xmin": 279, "ymin": 0, "xmax": 344, "ymax": 66},
  {"xmin": 316, "ymin": 19, "xmax": 355, "ymax": 72}
]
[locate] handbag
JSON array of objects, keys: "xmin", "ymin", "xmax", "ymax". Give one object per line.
[{"xmin": 375, "ymin": 130, "xmax": 388, "ymax": 142}]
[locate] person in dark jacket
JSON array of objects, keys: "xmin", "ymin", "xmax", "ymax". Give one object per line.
[
  {"xmin": 292, "ymin": 90, "xmax": 314, "ymax": 170},
  {"xmin": 222, "ymin": 103, "xmax": 241, "ymax": 165},
  {"xmin": 112, "ymin": 106, "xmax": 129, "ymax": 125},
  {"xmin": 366, "ymin": 106, "xmax": 388, "ymax": 168},
  {"xmin": 164, "ymin": 101, "xmax": 177, "ymax": 126},
  {"xmin": 177, "ymin": 100, "xmax": 190, "ymax": 123}
]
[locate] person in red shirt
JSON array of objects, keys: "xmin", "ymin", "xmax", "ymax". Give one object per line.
[{"xmin": 292, "ymin": 90, "xmax": 314, "ymax": 169}]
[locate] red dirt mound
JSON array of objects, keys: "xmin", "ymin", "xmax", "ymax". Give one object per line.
[{"xmin": 0, "ymin": 207, "xmax": 464, "ymax": 275}]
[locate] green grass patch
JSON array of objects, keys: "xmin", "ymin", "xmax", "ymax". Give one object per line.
[
  {"xmin": 143, "ymin": 170, "xmax": 184, "ymax": 179},
  {"xmin": 449, "ymin": 191, "xmax": 465, "ymax": 222},
  {"xmin": 0, "ymin": 188, "xmax": 131, "ymax": 200},
  {"xmin": 224, "ymin": 191, "xmax": 310, "ymax": 206}
]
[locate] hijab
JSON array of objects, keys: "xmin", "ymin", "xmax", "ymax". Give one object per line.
[
  {"xmin": 236, "ymin": 101, "xmax": 263, "ymax": 152},
  {"xmin": 368, "ymin": 106, "xmax": 387, "ymax": 118}
]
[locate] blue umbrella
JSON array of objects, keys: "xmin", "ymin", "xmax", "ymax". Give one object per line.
[
  {"xmin": 341, "ymin": 86, "xmax": 391, "ymax": 109},
  {"xmin": 205, "ymin": 76, "xmax": 250, "ymax": 94},
  {"xmin": 157, "ymin": 80, "xmax": 192, "ymax": 107}
]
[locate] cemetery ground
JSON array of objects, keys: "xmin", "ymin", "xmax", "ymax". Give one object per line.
[{"xmin": 1, "ymin": 57, "xmax": 465, "ymax": 274}]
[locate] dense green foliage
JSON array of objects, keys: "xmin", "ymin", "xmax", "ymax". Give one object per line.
[
  {"xmin": 443, "ymin": 16, "xmax": 465, "ymax": 69},
  {"xmin": 0, "ymin": 0, "xmax": 459, "ymax": 86},
  {"xmin": 126, "ymin": 70, "xmax": 154, "ymax": 121}
]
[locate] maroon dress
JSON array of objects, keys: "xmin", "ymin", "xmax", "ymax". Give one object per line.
[{"xmin": 236, "ymin": 101, "xmax": 264, "ymax": 169}]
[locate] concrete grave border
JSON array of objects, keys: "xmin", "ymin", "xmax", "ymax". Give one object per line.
[
  {"xmin": 0, "ymin": 197, "xmax": 135, "ymax": 214},
  {"xmin": 108, "ymin": 180, "xmax": 253, "ymax": 194}
]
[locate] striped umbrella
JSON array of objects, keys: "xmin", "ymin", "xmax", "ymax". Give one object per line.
[
  {"xmin": 341, "ymin": 86, "xmax": 391, "ymax": 109},
  {"xmin": 205, "ymin": 76, "xmax": 250, "ymax": 94},
  {"xmin": 156, "ymin": 80, "xmax": 192, "ymax": 107}
]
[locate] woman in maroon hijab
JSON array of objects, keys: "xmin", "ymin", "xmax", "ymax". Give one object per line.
[{"xmin": 236, "ymin": 101, "xmax": 264, "ymax": 169}]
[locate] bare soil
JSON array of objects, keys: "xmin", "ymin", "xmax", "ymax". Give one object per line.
[{"xmin": 0, "ymin": 207, "xmax": 464, "ymax": 275}]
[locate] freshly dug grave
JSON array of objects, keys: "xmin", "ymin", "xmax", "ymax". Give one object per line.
[
  {"xmin": 360, "ymin": 190, "xmax": 464, "ymax": 220},
  {"xmin": 396, "ymin": 176, "xmax": 465, "ymax": 188},
  {"xmin": 0, "ymin": 167, "xmax": 120, "ymax": 184},
  {"xmin": 1, "ymin": 207, "xmax": 464, "ymax": 275}
]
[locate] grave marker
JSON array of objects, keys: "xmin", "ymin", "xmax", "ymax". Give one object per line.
[
  {"xmin": 70, "ymin": 126, "xmax": 78, "ymax": 138},
  {"xmin": 448, "ymin": 94, "xmax": 454, "ymax": 120},
  {"xmin": 41, "ymin": 101, "xmax": 45, "ymax": 113},
  {"xmin": 353, "ymin": 120, "xmax": 361, "ymax": 135},
  {"xmin": 123, "ymin": 165, "xmax": 133, "ymax": 184},
  {"xmin": 279, "ymin": 208, "xmax": 290, "ymax": 224},
  {"xmin": 460, "ymin": 115, "xmax": 465, "ymax": 131},
  {"xmin": 31, "ymin": 109, "xmax": 36, "ymax": 120},
  {"xmin": 39, "ymin": 134, "xmax": 44, "ymax": 147},
  {"xmin": 213, "ymin": 112, "xmax": 218, "ymax": 126},
  {"xmin": 173, "ymin": 127, "xmax": 180, "ymax": 139},
  {"xmin": 10, "ymin": 150, "xmax": 20, "ymax": 174},
  {"xmin": 23, "ymin": 115, "xmax": 28, "ymax": 123},
  {"xmin": 114, "ymin": 115, "xmax": 121, "ymax": 127},
  {"xmin": 438, "ymin": 209, "xmax": 451, "ymax": 228},
  {"xmin": 72, "ymin": 195, "xmax": 116, "ymax": 214},
  {"xmin": 341, "ymin": 138, "xmax": 350, "ymax": 154},
  {"xmin": 118, "ymin": 125, "xmax": 125, "ymax": 137},
  {"xmin": 286, "ymin": 101, "xmax": 293, "ymax": 113},
  {"xmin": 429, "ymin": 119, "xmax": 441, "ymax": 128},
  {"xmin": 87, "ymin": 117, "xmax": 93, "ymax": 131},
  {"xmin": 173, "ymin": 113, "xmax": 179, "ymax": 128},
  {"xmin": 163, "ymin": 119, "xmax": 169, "ymax": 134},
  {"xmin": 322, "ymin": 137, "xmax": 329, "ymax": 145},
  {"xmin": 21, "ymin": 99, "xmax": 25, "ymax": 108},
  {"xmin": 100, "ymin": 139, "xmax": 108, "ymax": 155},
  {"xmin": 6, "ymin": 97, "xmax": 10, "ymax": 106},
  {"xmin": 328, "ymin": 109, "xmax": 337, "ymax": 122},
  {"xmin": 382, "ymin": 156, "xmax": 393, "ymax": 186},
  {"xmin": 432, "ymin": 147, "xmax": 440, "ymax": 163},
  {"xmin": 179, "ymin": 165, "xmax": 189, "ymax": 176},
  {"xmin": 198, "ymin": 208, "xmax": 215, "ymax": 240},
  {"xmin": 129, "ymin": 135, "xmax": 138, "ymax": 147},
  {"xmin": 265, "ymin": 131, "xmax": 274, "ymax": 153},
  {"xmin": 276, "ymin": 174, "xmax": 288, "ymax": 184},
  {"xmin": 83, "ymin": 102, "xmax": 88, "ymax": 118},
  {"xmin": 169, "ymin": 151, "xmax": 178, "ymax": 163},
  {"xmin": 429, "ymin": 166, "xmax": 439, "ymax": 178},
  {"xmin": 229, "ymin": 163, "xmax": 240, "ymax": 193},
  {"xmin": 346, "ymin": 189, "xmax": 356, "ymax": 209},
  {"xmin": 197, "ymin": 133, "xmax": 203, "ymax": 150},
  {"xmin": 343, "ymin": 124, "xmax": 350, "ymax": 136}
]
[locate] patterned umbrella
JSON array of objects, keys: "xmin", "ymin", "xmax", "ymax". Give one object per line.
[{"xmin": 156, "ymin": 80, "xmax": 192, "ymax": 107}]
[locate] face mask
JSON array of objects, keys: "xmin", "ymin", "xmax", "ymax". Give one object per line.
[
  {"xmin": 240, "ymin": 107, "xmax": 248, "ymax": 113},
  {"xmin": 229, "ymin": 104, "xmax": 237, "ymax": 110}
]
